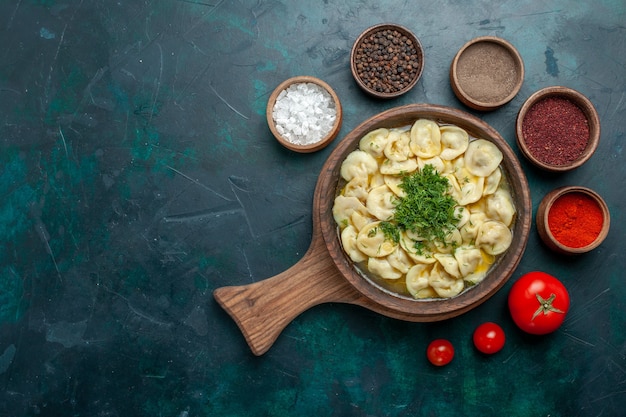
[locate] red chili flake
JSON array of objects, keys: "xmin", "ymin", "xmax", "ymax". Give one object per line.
[{"xmin": 522, "ymin": 97, "xmax": 590, "ymax": 165}]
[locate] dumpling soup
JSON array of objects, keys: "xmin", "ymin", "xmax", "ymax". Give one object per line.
[{"xmin": 332, "ymin": 119, "xmax": 516, "ymax": 300}]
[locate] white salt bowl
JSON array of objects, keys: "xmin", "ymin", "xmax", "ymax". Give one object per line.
[{"xmin": 266, "ymin": 76, "xmax": 343, "ymax": 153}]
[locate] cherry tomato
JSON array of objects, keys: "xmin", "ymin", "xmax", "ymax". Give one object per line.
[
  {"xmin": 508, "ymin": 271, "xmax": 570, "ymax": 335},
  {"xmin": 473, "ymin": 322, "xmax": 505, "ymax": 354},
  {"xmin": 426, "ymin": 339, "xmax": 454, "ymax": 366}
]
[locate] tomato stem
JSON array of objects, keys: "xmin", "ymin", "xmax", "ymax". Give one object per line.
[{"xmin": 531, "ymin": 293, "xmax": 565, "ymax": 321}]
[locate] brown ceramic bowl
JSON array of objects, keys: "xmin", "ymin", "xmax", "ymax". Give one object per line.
[
  {"xmin": 515, "ymin": 86, "xmax": 600, "ymax": 172},
  {"xmin": 350, "ymin": 24, "xmax": 424, "ymax": 99},
  {"xmin": 450, "ymin": 36, "xmax": 524, "ymax": 111},
  {"xmin": 536, "ymin": 186, "xmax": 610, "ymax": 255},
  {"xmin": 318, "ymin": 104, "xmax": 532, "ymax": 320},
  {"xmin": 267, "ymin": 76, "xmax": 343, "ymax": 153}
]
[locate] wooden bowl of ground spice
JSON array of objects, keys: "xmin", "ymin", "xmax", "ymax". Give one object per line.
[
  {"xmin": 267, "ymin": 76, "xmax": 343, "ymax": 153},
  {"xmin": 350, "ymin": 24, "xmax": 424, "ymax": 99},
  {"xmin": 515, "ymin": 86, "xmax": 600, "ymax": 172},
  {"xmin": 450, "ymin": 36, "xmax": 524, "ymax": 111},
  {"xmin": 536, "ymin": 186, "xmax": 610, "ymax": 255}
]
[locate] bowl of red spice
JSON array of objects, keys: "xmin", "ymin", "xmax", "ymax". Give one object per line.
[
  {"xmin": 536, "ymin": 186, "xmax": 610, "ymax": 255},
  {"xmin": 516, "ymin": 86, "xmax": 600, "ymax": 172},
  {"xmin": 350, "ymin": 24, "xmax": 424, "ymax": 99}
]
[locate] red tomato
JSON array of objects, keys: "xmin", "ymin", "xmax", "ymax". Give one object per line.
[
  {"xmin": 508, "ymin": 271, "xmax": 570, "ymax": 335},
  {"xmin": 473, "ymin": 322, "xmax": 505, "ymax": 354},
  {"xmin": 426, "ymin": 339, "xmax": 454, "ymax": 366}
]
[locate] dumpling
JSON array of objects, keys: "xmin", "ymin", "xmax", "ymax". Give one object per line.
[
  {"xmin": 483, "ymin": 167, "xmax": 502, "ymax": 196},
  {"xmin": 340, "ymin": 150, "xmax": 378, "ymax": 182},
  {"xmin": 485, "ymin": 188, "xmax": 516, "ymax": 227},
  {"xmin": 383, "ymin": 175, "xmax": 406, "ymax": 197},
  {"xmin": 368, "ymin": 257, "xmax": 403, "ymax": 280},
  {"xmin": 449, "ymin": 155, "xmax": 466, "ymax": 177},
  {"xmin": 410, "ymin": 119, "xmax": 442, "ymax": 158},
  {"xmin": 343, "ymin": 176, "xmax": 369, "ymax": 202},
  {"xmin": 406, "ymin": 264, "xmax": 434, "ymax": 299},
  {"xmin": 444, "ymin": 173, "xmax": 462, "ymax": 202},
  {"xmin": 400, "ymin": 233, "xmax": 437, "ymax": 265},
  {"xmin": 453, "ymin": 245, "xmax": 483, "ymax": 277},
  {"xmin": 434, "ymin": 253, "xmax": 461, "ymax": 279},
  {"xmin": 370, "ymin": 172, "xmax": 386, "ymax": 188},
  {"xmin": 356, "ymin": 221, "xmax": 398, "ymax": 257},
  {"xmin": 366, "ymin": 184, "xmax": 397, "ymax": 221},
  {"xmin": 459, "ymin": 177, "xmax": 485, "ymax": 206},
  {"xmin": 384, "ymin": 130, "xmax": 413, "ymax": 162},
  {"xmin": 333, "ymin": 195, "xmax": 368, "ymax": 228},
  {"xmin": 460, "ymin": 212, "xmax": 488, "ymax": 243},
  {"xmin": 417, "ymin": 156, "xmax": 445, "ymax": 173},
  {"xmin": 429, "ymin": 263, "xmax": 464, "ymax": 298},
  {"xmin": 359, "ymin": 128, "xmax": 390, "ymax": 158},
  {"xmin": 387, "ymin": 246, "xmax": 413, "ymax": 274},
  {"xmin": 405, "ymin": 227, "xmax": 426, "ymax": 242},
  {"xmin": 454, "ymin": 206, "xmax": 470, "ymax": 229},
  {"xmin": 475, "ymin": 220, "xmax": 513, "ymax": 255},
  {"xmin": 439, "ymin": 125, "xmax": 469, "ymax": 160},
  {"xmin": 379, "ymin": 158, "xmax": 418, "ymax": 175},
  {"xmin": 464, "ymin": 269, "xmax": 488, "ymax": 286},
  {"xmin": 441, "ymin": 158, "xmax": 457, "ymax": 175},
  {"xmin": 453, "ymin": 167, "xmax": 485, "ymax": 205},
  {"xmin": 341, "ymin": 225, "xmax": 368, "ymax": 263},
  {"xmin": 464, "ymin": 139, "xmax": 503, "ymax": 177},
  {"xmin": 432, "ymin": 228, "xmax": 462, "ymax": 254},
  {"xmin": 350, "ymin": 210, "xmax": 372, "ymax": 232}
]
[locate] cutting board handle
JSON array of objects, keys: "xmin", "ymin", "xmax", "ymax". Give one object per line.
[{"xmin": 213, "ymin": 234, "xmax": 364, "ymax": 355}]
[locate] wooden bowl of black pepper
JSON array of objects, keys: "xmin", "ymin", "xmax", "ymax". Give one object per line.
[
  {"xmin": 515, "ymin": 86, "xmax": 600, "ymax": 172},
  {"xmin": 350, "ymin": 24, "xmax": 424, "ymax": 99}
]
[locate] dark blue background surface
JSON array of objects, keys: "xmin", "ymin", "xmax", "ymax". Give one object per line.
[{"xmin": 0, "ymin": 1, "xmax": 624, "ymax": 416}]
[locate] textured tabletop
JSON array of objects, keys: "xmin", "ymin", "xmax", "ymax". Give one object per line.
[{"xmin": 0, "ymin": 1, "xmax": 624, "ymax": 416}]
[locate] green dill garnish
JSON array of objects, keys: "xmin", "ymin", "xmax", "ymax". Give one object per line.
[
  {"xmin": 366, "ymin": 221, "xmax": 400, "ymax": 244},
  {"xmin": 413, "ymin": 241, "xmax": 428, "ymax": 256},
  {"xmin": 394, "ymin": 164, "xmax": 460, "ymax": 245},
  {"xmin": 379, "ymin": 221, "xmax": 400, "ymax": 244}
]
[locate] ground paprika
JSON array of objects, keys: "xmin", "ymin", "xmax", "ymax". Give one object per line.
[{"xmin": 547, "ymin": 192, "xmax": 603, "ymax": 248}]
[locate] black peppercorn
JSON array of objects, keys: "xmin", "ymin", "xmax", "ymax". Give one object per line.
[{"xmin": 353, "ymin": 27, "xmax": 420, "ymax": 95}]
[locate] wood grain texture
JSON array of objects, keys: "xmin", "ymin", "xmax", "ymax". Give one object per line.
[
  {"xmin": 213, "ymin": 228, "xmax": 364, "ymax": 356},
  {"xmin": 215, "ymin": 104, "xmax": 532, "ymax": 355}
]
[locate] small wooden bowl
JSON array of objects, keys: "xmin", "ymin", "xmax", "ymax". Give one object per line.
[
  {"xmin": 450, "ymin": 36, "xmax": 524, "ymax": 111},
  {"xmin": 536, "ymin": 186, "xmax": 610, "ymax": 255},
  {"xmin": 350, "ymin": 24, "xmax": 424, "ymax": 99},
  {"xmin": 516, "ymin": 86, "xmax": 600, "ymax": 172},
  {"xmin": 267, "ymin": 76, "xmax": 343, "ymax": 153}
]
